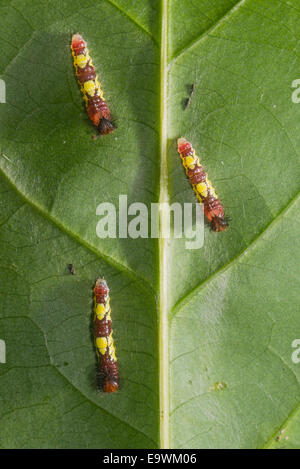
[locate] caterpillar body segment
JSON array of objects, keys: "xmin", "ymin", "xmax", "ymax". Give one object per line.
[
  {"xmin": 177, "ymin": 137, "xmax": 228, "ymax": 232},
  {"xmin": 71, "ymin": 34, "xmax": 115, "ymax": 136},
  {"xmin": 94, "ymin": 278, "xmax": 118, "ymax": 392}
]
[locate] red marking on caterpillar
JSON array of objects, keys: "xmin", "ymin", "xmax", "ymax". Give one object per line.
[
  {"xmin": 177, "ymin": 137, "xmax": 228, "ymax": 232},
  {"xmin": 94, "ymin": 278, "xmax": 119, "ymax": 393},
  {"xmin": 71, "ymin": 34, "xmax": 115, "ymax": 136}
]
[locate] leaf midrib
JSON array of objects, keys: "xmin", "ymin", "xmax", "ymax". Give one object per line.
[
  {"xmin": 158, "ymin": 0, "xmax": 169, "ymax": 450},
  {"xmin": 104, "ymin": 0, "xmax": 158, "ymax": 44},
  {"xmin": 167, "ymin": 0, "xmax": 247, "ymax": 70}
]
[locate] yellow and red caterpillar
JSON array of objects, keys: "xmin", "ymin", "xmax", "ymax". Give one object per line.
[
  {"xmin": 177, "ymin": 137, "xmax": 228, "ymax": 232},
  {"xmin": 71, "ymin": 33, "xmax": 115, "ymax": 136},
  {"xmin": 94, "ymin": 278, "xmax": 118, "ymax": 392}
]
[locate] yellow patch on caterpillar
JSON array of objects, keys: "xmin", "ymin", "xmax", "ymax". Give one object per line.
[
  {"xmin": 184, "ymin": 156, "xmax": 196, "ymax": 170},
  {"xmin": 95, "ymin": 303, "xmax": 106, "ymax": 320},
  {"xmin": 196, "ymin": 182, "xmax": 208, "ymax": 198},
  {"xmin": 75, "ymin": 54, "xmax": 88, "ymax": 69},
  {"xmin": 96, "ymin": 337, "xmax": 107, "ymax": 355},
  {"xmin": 83, "ymin": 80, "xmax": 96, "ymax": 96},
  {"xmin": 195, "ymin": 190, "xmax": 204, "ymax": 203}
]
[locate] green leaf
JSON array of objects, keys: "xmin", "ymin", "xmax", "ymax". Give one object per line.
[{"xmin": 0, "ymin": 0, "xmax": 299, "ymax": 449}]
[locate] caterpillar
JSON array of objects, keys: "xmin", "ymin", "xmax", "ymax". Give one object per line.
[
  {"xmin": 177, "ymin": 137, "xmax": 228, "ymax": 232},
  {"xmin": 71, "ymin": 33, "xmax": 115, "ymax": 136},
  {"xmin": 94, "ymin": 278, "xmax": 118, "ymax": 392}
]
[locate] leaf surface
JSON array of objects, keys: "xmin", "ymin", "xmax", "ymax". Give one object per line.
[{"xmin": 0, "ymin": 0, "xmax": 299, "ymax": 449}]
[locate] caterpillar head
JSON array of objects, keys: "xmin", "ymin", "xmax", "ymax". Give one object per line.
[
  {"xmin": 71, "ymin": 33, "xmax": 86, "ymax": 53},
  {"xmin": 177, "ymin": 137, "xmax": 192, "ymax": 156},
  {"xmin": 94, "ymin": 278, "xmax": 109, "ymax": 298}
]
